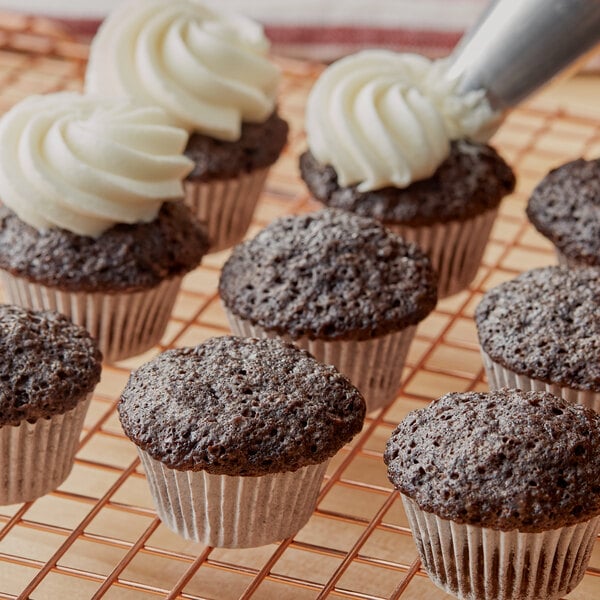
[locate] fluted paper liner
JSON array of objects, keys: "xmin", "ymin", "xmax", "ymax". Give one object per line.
[
  {"xmin": 226, "ymin": 314, "xmax": 416, "ymax": 414},
  {"xmin": 388, "ymin": 209, "xmax": 498, "ymax": 299},
  {"xmin": 481, "ymin": 350, "xmax": 600, "ymax": 413},
  {"xmin": 183, "ymin": 168, "xmax": 269, "ymax": 254},
  {"xmin": 0, "ymin": 273, "xmax": 182, "ymax": 363},
  {"xmin": 139, "ymin": 450, "xmax": 329, "ymax": 548},
  {"xmin": 0, "ymin": 395, "xmax": 91, "ymax": 505},
  {"xmin": 402, "ymin": 494, "xmax": 600, "ymax": 600}
]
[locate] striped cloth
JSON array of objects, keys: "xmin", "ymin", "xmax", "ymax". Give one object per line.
[
  {"xmin": 228, "ymin": 0, "xmax": 488, "ymax": 60},
  {"xmin": 3, "ymin": 0, "xmax": 489, "ymax": 60}
]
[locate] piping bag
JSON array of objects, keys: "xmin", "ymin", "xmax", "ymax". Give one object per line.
[{"xmin": 445, "ymin": 0, "xmax": 600, "ymax": 115}]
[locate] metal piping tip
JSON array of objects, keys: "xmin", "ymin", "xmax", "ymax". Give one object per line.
[{"xmin": 445, "ymin": 0, "xmax": 600, "ymax": 110}]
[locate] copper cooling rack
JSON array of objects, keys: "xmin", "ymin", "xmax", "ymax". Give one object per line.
[{"xmin": 0, "ymin": 13, "xmax": 599, "ymax": 600}]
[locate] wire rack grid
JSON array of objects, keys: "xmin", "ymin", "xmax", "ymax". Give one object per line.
[{"xmin": 0, "ymin": 13, "xmax": 599, "ymax": 600}]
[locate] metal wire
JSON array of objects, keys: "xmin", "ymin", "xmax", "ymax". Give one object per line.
[{"xmin": 0, "ymin": 13, "xmax": 599, "ymax": 600}]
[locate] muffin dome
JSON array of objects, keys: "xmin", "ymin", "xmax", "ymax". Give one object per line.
[
  {"xmin": 119, "ymin": 336, "xmax": 365, "ymax": 475},
  {"xmin": 527, "ymin": 157, "xmax": 600, "ymax": 266},
  {"xmin": 220, "ymin": 209, "xmax": 437, "ymax": 341},
  {"xmin": 475, "ymin": 266, "xmax": 600, "ymax": 392},
  {"xmin": 385, "ymin": 389, "xmax": 600, "ymax": 532},
  {"xmin": 0, "ymin": 304, "xmax": 102, "ymax": 426}
]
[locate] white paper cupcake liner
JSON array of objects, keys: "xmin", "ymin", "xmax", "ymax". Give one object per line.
[
  {"xmin": 387, "ymin": 209, "xmax": 498, "ymax": 299},
  {"xmin": 402, "ymin": 494, "xmax": 600, "ymax": 600},
  {"xmin": 139, "ymin": 450, "xmax": 328, "ymax": 548},
  {"xmin": 0, "ymin": 395, "xmax": 91, "ymax": 505},
  {"xmin": 0, "ymin": 272, "xmax": 182, "ymax": 363},
  {"xmin": 183, "ymin": 168, "xmax": 269, "ymax": 253},
  {"xmin": 481, "ymin": 350, "xmax": 600, "ymax": 413},
  {"xmin": 225, "ymin": 313, "xmax": 416, "ymax": 414}
]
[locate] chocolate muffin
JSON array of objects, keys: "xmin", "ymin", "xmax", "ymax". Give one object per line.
[
  {"xmin": 385, "ymin": 389, "xmax": 600, "ymax": 600},
  {"xmin": 0, "ymin": 304, "xmax": 102, "ymax": 504},
  {"xmin": 119, "ymin": 336, "xmax": 365, "ymax": 547},
  {"xmin": 220, "ymin": 209, "xmax": 437, "ymax": 413},
  {"xmin": 527, "ymin": 157, "xmax": 600, "ymax": 267},
  {"xmin": 475, "ymin": 266, "xmax": 599, "ymax": 411},
  {"xmin": 300, "ymin": 49, "xmax": 517, "ymax": 298}
]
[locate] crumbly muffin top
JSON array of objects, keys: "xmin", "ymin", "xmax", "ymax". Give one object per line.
[
  {"xmin": 0, "ymin": 305, "xmax": 102, "ymax": 426},
  {"xmin": 219, "ymin": 209, "xmax": 437, "ymax": 341},
  {"xmin": 527, "ymin": 157, "xmax": 600, "ymax": 266},
  {"xmin": 385, "ymin": 389, "xmax": 600, "ymax": 532},
  {"xmin": 185, "ymin": 112, "xmax": 289, "ymax": 182},
  {"xmin": 119, "ymin": 336, "xmax": 365, "ymax": 475},
  {"xmin": 475, "ymin": 266, "xmax": 599, "ymax": 391},
  {"xmin": 300, "ymin": 140, "xmax": 515, "ymax": 226},
  {"xmin": 0, "ymin": 202, "xmax": 208, "ymax": 293}
]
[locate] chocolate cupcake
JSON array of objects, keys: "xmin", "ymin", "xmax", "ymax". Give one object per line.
[
  {"xmin": 475, "ymin": 266, "xmax": 599, "ymax": 411},
  {"xmin": 384, "ymin": 389, "xmax": 600, "ymax": 600},
  {"xmin": 527, "ymin": 157, "xmax": 600, "ymax": 267},
  {"xmin": 0, "ymin": 305, "xmax": 102, "ymax": 504},
  {"xmin": 300, "ymin": 50, "xmax": 515, "ymax": 298},
  {"xmin": 219, "ymin": 209, "xmax": 437, "ymax": 413},
  {"xmin": 119, "ymin": 336, "xmax": 365, "ymax": 547},
  {"xmin": 0, "ymin": 93, "xmax": 208, "ymax": 362},
  {"xmin": 86, "ymin": 0, "xmax": 288, "ymax": 253}
]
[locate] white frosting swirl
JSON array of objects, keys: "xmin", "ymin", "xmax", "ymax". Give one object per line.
[
  {"xmin": 85, "ymin": 0, "xmax": 280, "ymax": 141},
  {"xmin": 305, "ymin": 50, "xmax": 495, "ymax": 192},
  {"xmin": 0, "ymin": 92, "xmax": 193, "ymax": 237}
]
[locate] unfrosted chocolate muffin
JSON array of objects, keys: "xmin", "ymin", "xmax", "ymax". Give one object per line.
[
  {"xmin": 475, "ymin": 266, "xmax": 600, "ymax": 393},
  {"xmin": 300, "ymin": 141, "xmax": 515, "ymax": 227},
  {"xmin": 220, "ymin": 209, "xmax": 437, "ymax": 341},
  {"xmin": 119, "ymin": 335, "xmax": 365, "ymax": 546},
  {"xmin": 385, "ymin": 389, "xmax": 600, "ymax": 532},
  {"xmin": 385, "ymin": 389, "xmax": 600, "ymax": 600},
  {"xmin": 527, "ymin": 157, "xmax": 600, "ymax": 267},
  {"xmin": 0, "ymin": 304, "xmax": 102, "ymax": 427},
  {"xmin": 0, "ymin": 304, "xmax": 102, "ymax": 504},
  {"xmin": 0, "ymin": 202, "xmax": 208, "ymax": 293},
  {"xmin": 185, "ymin": 112, "xmax": 289, "ymax": 182},
  {"xmin": 119, "ymin": 336, "xmax": 365, "ymax": 476}
]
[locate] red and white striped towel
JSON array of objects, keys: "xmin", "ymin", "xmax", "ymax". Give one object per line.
[
  {"xmin": 2, "ymin": 0, "xmax": 488, "ymax": 60},
  {"xmin": 229, "ymin": 0, "xmax": 487, "ymax": 60}
]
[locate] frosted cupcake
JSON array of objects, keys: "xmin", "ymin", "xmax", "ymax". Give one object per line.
[
  {"xmin": 527, "ymin": 157, "xmax": 600, "ymax": 267},
  {"xmin": 0, "ymin": 305, "xmax": 101, "ymax": 504},
  {"xmin": 86, "ymin": 0, "xmax": 288, "ymax": 253},
  {"xmin": 0, "ymin": 93, "xmax": 208, "ymax": 363},
  {"xmin": 119, "ymin": 336, "xmax": 365, "ymax": 547},
  {"xmin": 300, "ymin": 50, "xmax": 515, "ymax": 298},
  {"xmin": 475, "ymin": 266, "xmax": 599, "ymax": 412},
  {"xmin": 385, "ymin": 389, "xmax": 600, "ymax": 600},
  {"xmin": 220, "ymin": 209, "xmax": 437, "ymax": 413}
]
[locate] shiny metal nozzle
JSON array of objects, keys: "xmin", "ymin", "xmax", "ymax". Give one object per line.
[{"xmin": 445, "ymin": 0, "xmax": 600, "ymax": 110}]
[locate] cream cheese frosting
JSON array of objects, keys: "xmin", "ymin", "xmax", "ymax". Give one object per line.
[
  {"xmin": 0, "ymin": 92, "xmax": 193, "ymax": 238},
  {"xmin": 85, "ymin": 0, "xmax": 280, "ymax": 141},
  {"xmin": 305, "ymin": 50, "xmax": 495, "ymax": 192}
]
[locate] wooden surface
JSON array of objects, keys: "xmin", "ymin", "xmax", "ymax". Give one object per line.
[{"xmin": 0, "ymin": 22, "xmax": 599, "ymax": 599}]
